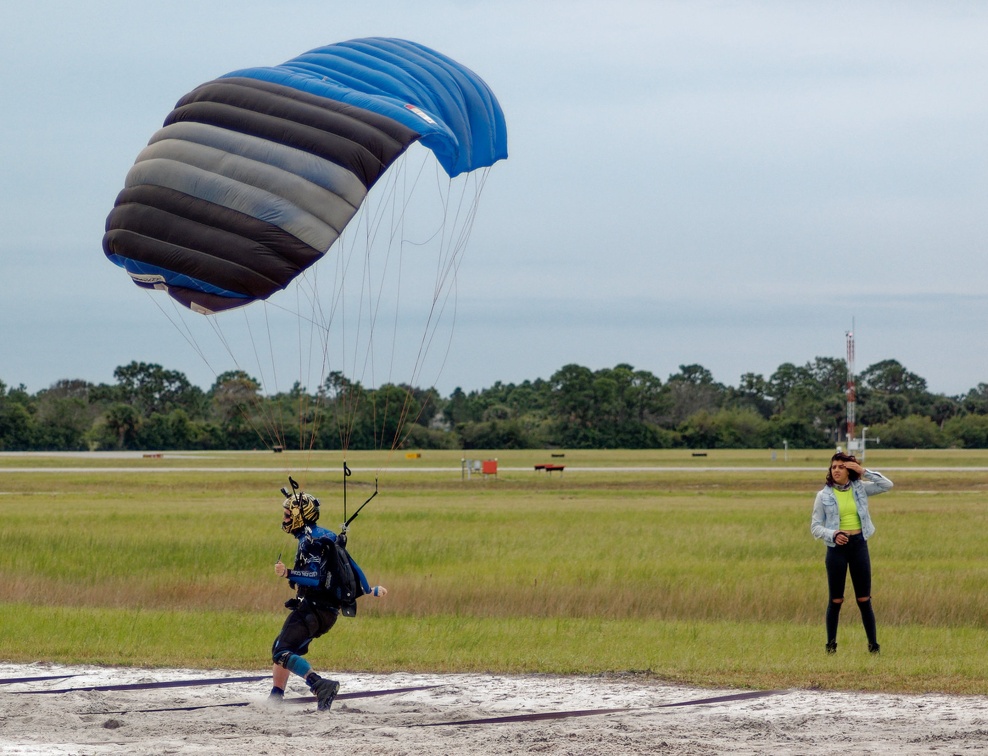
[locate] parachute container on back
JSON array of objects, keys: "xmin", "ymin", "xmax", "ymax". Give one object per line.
[{"xmin": 103, "ymin": 38, "xmax": 507, "ymax": 314}]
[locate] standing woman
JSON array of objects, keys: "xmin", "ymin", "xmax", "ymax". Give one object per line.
[{"xmin": 810, "ymin": 452, "xmax": 893, "ymax": 654}]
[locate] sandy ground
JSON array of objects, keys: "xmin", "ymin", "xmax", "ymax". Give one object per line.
[{"xmin": 2, "ymin": 663, "xmax": 987, "ymax": 755}]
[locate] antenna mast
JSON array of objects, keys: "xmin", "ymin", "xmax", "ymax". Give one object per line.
[{"xmin": 845, "ymin": 322, "xmax": 856, "ymax": 443}]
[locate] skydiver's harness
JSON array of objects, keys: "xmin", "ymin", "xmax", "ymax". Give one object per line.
[{"xmin": 283, "ymin": 465, "xmax": 378, "ymax": 617}]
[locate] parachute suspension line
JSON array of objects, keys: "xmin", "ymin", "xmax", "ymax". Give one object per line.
[
  {"xmin": 335, "ymin": 158, "xmax": 404, "ymax": 455},
  {"xmin": 303, "ymin": 278, "xmax": 332, "ymax": 460},
  {"xmin": 376, "ymin": 161, "xmax": 458, "ymax": 455},
  {"xmin": 146, "ymin": 291, "xmax": 288, "ymax": 455},
  {"xmin": 385, "ymin": 165, "xmax": 493, "ymax": 455},
  {"xmin": 239, "ymin": 306, "xmax": 288, "ymax": 452},
  {"xmin": 291, "ymin": 282, "xmax": 307, "ymax": 455},
  {"xmin": 291, "ymin": 276, "xmax": 327, "ymax": 461},
  {"xmin": 273, "ymin": 197, "xmax": 357, "ymax": 457},
  {"xmin": 415, "ymin": 168, "xmax": 477, "ymax": 366},
  {"xmin": 327, "ymin": 149, "xmax": 423, "ymax": 457},
  {"xmin": 149, "ymin": 292, "xmax": 276, "ymax": 451},
  {"xmin": 147, "ymin": 294, "xmax": 195, "ymax": 363},
  {"xmin": 317, "ymin": 156, "xmax": 496, "ymax": 466},
  {"xmin": 299, "ymin": 262, "xmax": 333, "ymax": 459},
  {"xmin": 332, "ymin": 210, "xmax": 358, "ymax": 457},
  {"xmin": 421, "ymin": 167, "xmax": 491, "ymax": 370},
  {"xmin": 182, "ymin": 308, "xmax": 280, "ymax": 454},
  {"xmin": 145, "ymin": 291, "xmax": 222, "ymax": 378},
  {"xmin": 371, "ymin": 152, "xmax": 417, "ymax": 456},
  {"xmin": 258, "ymin": 303, "xmax": 289, "ymax": 450},
  {"xmin": 370, "ymin": 150, "xmax": 446, "ymax": 460},
  {"xmin": 384, "ymin": 158, "xmax": 416, "ymax": 455}
]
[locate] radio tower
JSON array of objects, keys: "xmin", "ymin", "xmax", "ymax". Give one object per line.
[{"xmin": 845, "ymin": 324, "xmax": 856, "ymax": 443}]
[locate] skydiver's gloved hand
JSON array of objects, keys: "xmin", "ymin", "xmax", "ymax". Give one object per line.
[
  {"xmin": 284, "ymin": 598, "xmax": 301, "ymax": 610},
  {"xmin": 371, "ymin": 585, "xmax": 388, "ymax": 597}
]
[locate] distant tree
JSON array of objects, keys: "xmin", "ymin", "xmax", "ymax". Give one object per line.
[
  {"xmin": 806, "ymin": 357, "xmax": 844, "ymax": 390},
  {"xmin": 927, "ymin": 394, "xmax": 960, "ymax": 428},
  {"xmin": 679, "ymin": 408, "xmax": 770, "ymax": 449},
  {"xmin": 544, "ymin": 364, "xmax": 668, "ymax": 448},
  {"xmin": 208, "ymin": 370, "xmax": 264, "ymax": 449},
  {"xmin": 320, "ymin": 371, "xmax": 367, "ymax": 440},
  {"xmin": 94, "ymin": 403, "xmax": 142, "ymax": 450},
  {"xmin": 549, "ymin": 364, "xmax": 598, "ymax": 446},
  {"xmin": 444, "ymin": 386, "xmax": 477, "ymax": 426},
  {"xmin": 592, "ymin": 364, "xmax": 667, "ymax": 447},
  {"xmin": 857, "ymin": 359, "xmax": 933, "ymax": 424},
  {"xmin": 727, "ymin": 372, "xmax": 773, "ymax": 418},
  {"xmin": 943, "ymin": 414, "xmax": 988, "ymax": 448},
  {"xmin": 0, "ymin": 381, "xmax": 34, "ymax": 450},
  {"xmin": 114, "ymin": 362, "xmax": 204, "ymax": 418},
  {"xmin": 33, "ymin": 396, "xmax": 90, "ymax": 450},
  {"xmin": 367, "ymin": 383, "xmax": 422, "ymax": 449},
  {"xmin": 766, "ymin": 414, "xmax": 831, "ymax": 449},
  {"xmin": 459, "ymin": 418, "xmax": 530, "ymax": 449},
  {"xmin": 807, "ymin": 356, "xmax": 849, "ymax": 437},
  {"xmin": 663, "ymin": 364, "xmax": 724, "ymax": 427},
  {"xmin": 3, "ymin": 351, "xmax": 986, "ymax": 451},
  {"xmin": 407, "ymin": 385, "xmax": 442, "ymax": 429},
  {"xmin": 767, "ymin": 362, "xmax": 812, "ymax": 414},
  {"xmin": 868, "ymin": 415, "xmax": 944, "ymax": 448},
  {"xmin": 766, "ymin": 359, "xmax": 846, "ymax": 443},
  {"xmin": 961, "ymin": 383, "xmax": 988, "ymax": 415},
  {"xmin": 859, "ymin": 359, "xmax": 928, "ymax": 395},
  {"xmin": 135, "ymin": 408, "xmax": 208, "ymax": 450},
  {"xmin": 31, "ymin": 380, "xmax": 105, "ymax": 451}
]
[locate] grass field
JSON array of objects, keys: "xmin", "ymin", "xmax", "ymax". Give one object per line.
[{"xmin": 1, "ymin": 448, "xmax": 986, "ymax": 694}]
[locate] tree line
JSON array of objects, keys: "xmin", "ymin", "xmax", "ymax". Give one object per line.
[{"xmin": 2, "ymin": 358, "xmax": 988, "ymax": 452}]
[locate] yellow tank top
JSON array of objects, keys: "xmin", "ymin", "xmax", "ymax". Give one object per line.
[{"xmin": 834, "ymin": 487, "xmax": 861, "ymax": 530}]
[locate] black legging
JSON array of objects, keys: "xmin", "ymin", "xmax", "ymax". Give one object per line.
[{"xmin": 825, "ymin": 533, "xmax": 878, "ymax": 646}]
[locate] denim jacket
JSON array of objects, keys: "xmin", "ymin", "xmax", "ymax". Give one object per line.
[{"xmin": 810, "ymin": 470, "xmax": 893, "ymax": 547}]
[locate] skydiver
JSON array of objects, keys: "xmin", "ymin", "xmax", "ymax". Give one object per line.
[{"xmin": 270, "ymin": 490, "xmax": 387, "ymax": 710}]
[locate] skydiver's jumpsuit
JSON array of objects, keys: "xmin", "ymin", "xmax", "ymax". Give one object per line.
[{"xmin": 271, "ymin": 524, "xmax": 371, "ymax": 664}]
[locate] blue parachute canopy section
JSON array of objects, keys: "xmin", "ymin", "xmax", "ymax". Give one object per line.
[
  {"xmin": 228, "ymin": 38, "xmax": 508, "ymax": 178},
  {"xmin": 103, "ymin": 37, "xmax": 507, "ymax": 313}
]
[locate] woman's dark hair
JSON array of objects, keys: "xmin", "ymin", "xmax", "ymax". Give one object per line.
[{"xmin": 827, "ymin": 452, "xmax": 861, "ymax": 487}]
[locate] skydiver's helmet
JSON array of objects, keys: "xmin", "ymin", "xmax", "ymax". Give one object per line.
[{"xmin": 282, "ymin": 493, "xmax": 320, "ymax": 535}]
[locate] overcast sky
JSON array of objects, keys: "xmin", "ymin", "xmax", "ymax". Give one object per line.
[{"xmin": 3, "ymin": 1, "xmax": 987, "ymax": 398}]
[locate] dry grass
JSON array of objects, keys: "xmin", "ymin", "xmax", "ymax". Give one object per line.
[{"xmin": 1, "ymin": 449, "xmax": 987, "ymax": 693}]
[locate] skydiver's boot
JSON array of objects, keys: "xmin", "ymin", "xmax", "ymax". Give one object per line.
[
  {"xmin": 306, "ymin": 673, "xmax": 340, "ymax": 711},
  {"xmin": 267, "ymin": 686, "xmax": 285, "ymax": 703}
]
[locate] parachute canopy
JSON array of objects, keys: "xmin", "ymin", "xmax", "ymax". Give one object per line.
[{"xmin": 103, "ymin": 38, "xmax": 507, "ymax": 314}]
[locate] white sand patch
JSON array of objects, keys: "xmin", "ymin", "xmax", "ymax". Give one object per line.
[{"xmin": 2, "ymin": 662, "xmax": 987, "ymax": 754}]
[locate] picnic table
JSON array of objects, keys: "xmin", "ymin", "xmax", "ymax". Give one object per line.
[{"xmin": 534, "ymin": 463, "xmax": 565, "ymax": 474}]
